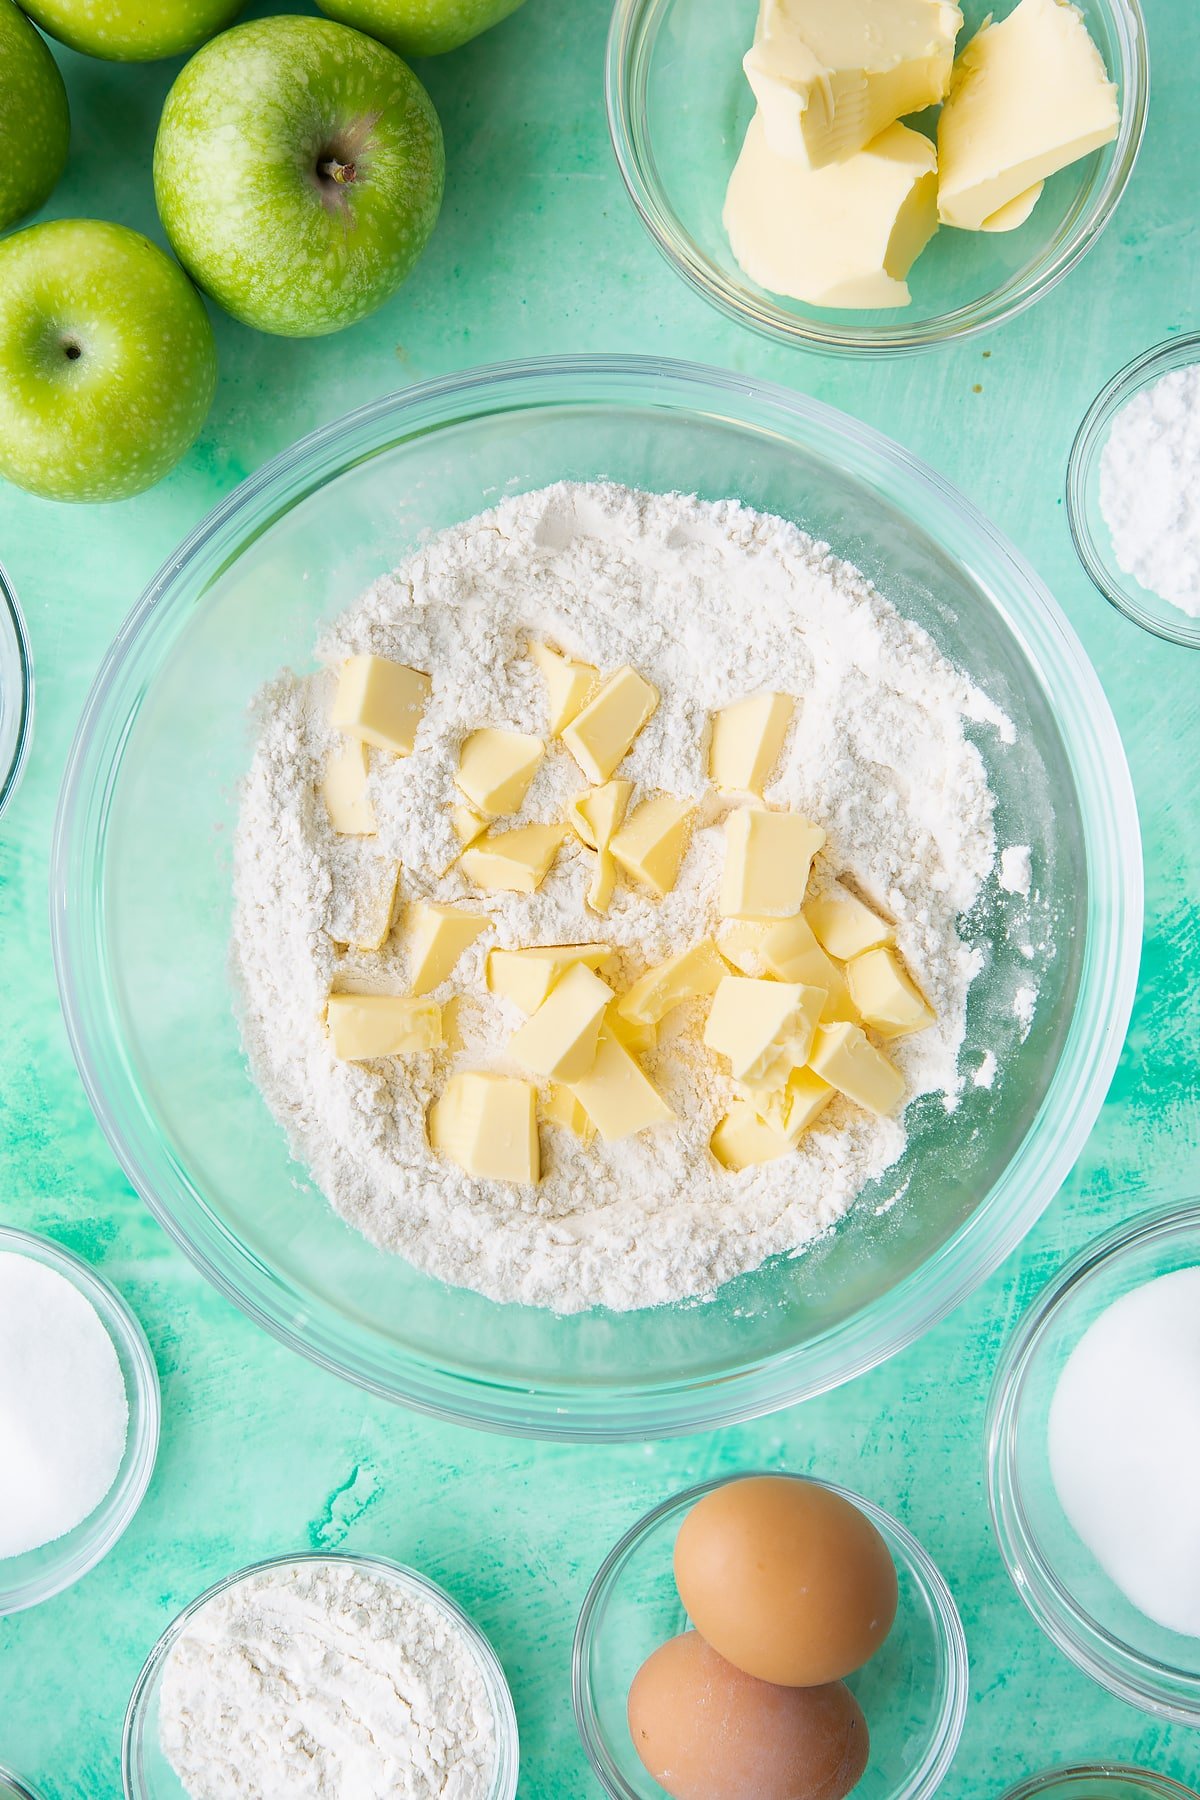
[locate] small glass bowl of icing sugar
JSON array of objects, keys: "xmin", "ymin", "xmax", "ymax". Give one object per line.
[{"xmin": 999, "ymin": 1768, "xmax": 1199, "ymax": 1800}]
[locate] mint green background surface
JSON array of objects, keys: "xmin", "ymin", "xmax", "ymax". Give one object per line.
[{"xmin": 1, "ymin": 2, "xmax": 1197, "ymax": 1794}]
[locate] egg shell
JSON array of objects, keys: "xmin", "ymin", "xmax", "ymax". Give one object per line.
[
  {"xmin": 674, "ymin": 1476, "xmax": 898, "ymax": 1687},
  {"xmin": 627, "ymin": 1631, "xmax": 869, "ymax": 1800}
]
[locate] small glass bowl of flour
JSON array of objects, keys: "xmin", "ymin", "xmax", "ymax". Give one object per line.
[
  {"xmin": 1068, "ymin": 334, "xmax": 1200, "ymax": 649},
  {"xmin": 987, "ymin": 1195, "xmax": 1200, "ymax": 1726},
  {"xmin": 125, "ymin": 1552, "xmax": 520, "ymax": 1800}
]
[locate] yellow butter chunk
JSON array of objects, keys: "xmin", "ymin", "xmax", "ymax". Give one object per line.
[
  {"xmin": 724, "ymin": 117, "xmax": 939, "ymax": 310},
  {"xmin": 459, "ymin": 824, "xmax": 567, "ymax": 894},
  {"xmin": 330, "ymin": 654, "xmax": 432, "ymax": 757},
  {"xmin": 711, "ymin": 1102, "xmax": 791, "ymax": 1171},
  {"xmin": 709, "ymin": 692, "xmax": 794, "ymax": 795},
  {"xmin": 809, "ymin": 1021, "xmax": 905, "ymax": 1115},
  {"xmin": 329, "ymin": 858, "xmax": 400, "ymax": 953},
  {"xmin": 610, "ymin": 795, "xmax": 695, "ymax": 899},
  {"xmin": 805, "ymin": 887, "xmax": 892, "ymax": 960},
  {"xmin": 718, "ymin": 921, "xmax": 769, "ymax": 975},
  {"xmin": 757, "ymin": 915, "xmax": 857, "ymax": 1024},
  {"xmin": 569, "ymin": 779, "xmax": 634, "ymax": 915},
  {"xmin": 323, "ymin": 739, "xmax": 375, "ymax": 836},
  {"xmin": 606, "ymin": 1007, "xmax": 657, "ymax": 1058},
  {"xmin": 327, "ymin": 993, "xmax": 442, "ymax": 1061},
  {"xmin": 455, "ymin": 728, "xmax": 544, "ymax": 819},
  {"xmin": 617, "ymin": 940, "xmax": 727, "ymax": 1026},
  {"xmin": 428, "ymin": 1071, "xmax": 539, "ymax": 1185},
  {"xmin": 566, "ymin": 1032, "xmax": 674, "ymax": 1142},
  {"xmin": 487, "ymin": 943, "xmax": 616, "ymax": 1014},
  {"xmin": 937, "ymin": 0, "xmax": 1119, "ymax": 232},
  {"xmin": 543, "ymin": 1084, "xmax": 595, "ymax": 1143},
  {"xmin": 450, "ymin": 803, "xmax": 488, "ymax": 848},
  {"xmin": 847, "ymin": 944, "xmax": 935, "ymax": 1038},
  {"xmin": 979, "ymin": 181, "xmax": 1044, "ymax": 232},
  {"xmin": 703, "ymin": 976, "xmax": 825, "ymax": 1086},
  {"xmin": 441, "ymin": 994, "xmax": 466, "ymax": 1053},
  {"xmin": 744, "ymin": 0, "xmax": 962, "ymax": 167},
  {"xmin": 562, "ymin": 665, "xmax": 659, "ymax": 784},
  {"xmin": 529, "ymin": 641, "xmax": 599, "ymax": 736},
  {"xmin": 407, "ymin": 902, "xmax": 488, "ymax": 997},
  {"xmin": 743, "ymin": 1066, "xmax": 835, "ymax": 1147},
  {"xmin": 509, "ymin": 962, "xmax": 614, "ymax": 1083},
  {"xmin": 719, "ymin": 808, "xmax": 826, "ymax": 920}
]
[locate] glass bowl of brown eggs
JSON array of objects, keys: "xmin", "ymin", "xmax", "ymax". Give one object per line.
[{"xmin": 573, "ymin": 1471, "xmax": 967, "ymax": 1800}]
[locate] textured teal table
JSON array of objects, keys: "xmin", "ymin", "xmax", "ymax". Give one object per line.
[{"xmin": 1, "ymin": 1, "xmax": 1198, "ymax": 1794}]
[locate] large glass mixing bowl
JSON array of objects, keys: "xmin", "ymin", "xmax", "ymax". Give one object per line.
[{"xmin": 52, "ymin": 357, "xmax": 1141, "ymax": 1440}]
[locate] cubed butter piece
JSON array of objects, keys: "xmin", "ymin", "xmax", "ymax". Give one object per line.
[
  {"xmin": 979, "ymin": 181, "xmax": 1044, "ymax": 231},
  {"xmin": 847, "ymin": 944, "xmax": 935, "ymax": 1037},
  {"xmin": 459, "ymin": 824, "xmax": 567, "ymax": 894},
  {"xmin": 758, "ymin": 915, "xmax": 857, "ymax": 1023},
  {"xmin": 487, "ymin": 943, "xmax": 616, "ymax": 1014},
  {"xmin": 937, "ymin": 0, "xmax": 1119, "ymax": 231},
  {"xmin": 441, "ymin": 994, "xmax": 466, "ymax": 1053},
  {"xmin": 743, "ymin": 1066, "xmax": 835, "ymax": 1147},
  {"xmin": 606, "ymin": 1007, "xmax": 657, "ymax": 1058},
  {"xmin": 408, "ymin": 902, "xmax": 488, "ymax": 996},
  {"xmin": 805, "ymin": 887, "xmax": 892, "ymax": 960},
  {"xmin": 569, "ymin": 779, "xmax": 634, "ymax": 916},
  {"xmin": 724, "ymin": 115, "xmax": 939, "ymax": 310},
  {"xmin": 328, "ymin": 856, "xmax": 400, "ymax": 953},
  {"xmin": 330, "ymin": 654, "xmax": 431, "ymax": 757},
  {"xmin": 610, "ymin": 796, "xmax": 695, "ymax": 899},
  {"xmin": 710, "ymin": 692, "xmax": 794, "ymax": 795},
  {"xmin": 562, "ymin": 665, "xmax": 659, "ymax": 784},
  {"xmin": 323, "ymin": 739, "xmax": 375, "ymax": 836},
  {"xmin": 428, "ymin": 1071, "xmax": 539, "ymax": 1185},
  {"xmin": 704, "ymin": 976, "xmax": 825, "ymax": 1086},
  {"xmin": 543, "ymin": 1083, "xmax": 595, "ymax": 1143},
  {"xmin": 566, "ymin": 1032, "xmax": 674, "ymax": 1142},
  {"xmin": 617, "ymin": 940, "xmax": 726, "ymax": 1026},
  {"xmin": 450, "ymin": 803, "xmax": 488, "ymax": 848},
  {"xmin": 719, "ymin": 808, "xmax": 826, "ymax": 920},
  {"xmin": 328, "ymin": 992, "xmax": 442, "ymax": 1060},
  {"xmin": 509, "ymin": 962, "xmax": 614, "ymax": 1083},
  {"xmin": 745, "ymin": 0, "xmax": 962, "ymax": 167},
  {"xmin": 809, "ymin": 1021, "xmax": 905, "ymax": 1115},
  {"xmin": 711, "ymin": 1101, "xmax": 791, "ymax": 1172},
  {"xmin": 718, "ymin": 921, "xmax": 770, "ymax": 975},
  {"xmin": 530, "ymin": 641, "xmax": 599, "ymax": 736},
  {"xmin": 455, "ymin": 728, "xmax": 544, "ymax": 819}
]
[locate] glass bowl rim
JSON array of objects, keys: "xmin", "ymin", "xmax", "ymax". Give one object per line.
[
  {"xmin": 0, "ymin": 1224, "xmax": 160, "ymax": 1617},
  {"xmin": 121, "ymin": 1548, "xmax": 520, "ymax": 1800},
  {"xmin": 604, "ymin": 0, "xmax": 1149, "ymax": 357},
  {"xmin": 572, "ymin": 1469, "xmax": 969, "ymax": 1800},
  {"xmin": 0, "ymin": 559, "xmax": 33, "ymax": 823},
  {"xmin": 998, "ymin": 1767, "xmax": 1200, "ymax": 1800},
  {"xmin": 1065, "ymin": 330, "xmax": 1200, "ymax": 649},
  {"xmin": 986, "ymin": 1196, "xmax": 1200, "ymax": 1724},
  {"xmin": 0, "ymin": 1766, "xmax": 47, "ymax": 1800},
  {"xmin": 51, "ymin": 351, "xmax": 1143, "ymax": 1441}
]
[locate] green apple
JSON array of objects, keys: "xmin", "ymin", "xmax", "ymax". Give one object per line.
[
  {"xmin": 0, "ymin": 220, "xmax": 217, "ymax": 503},
  {"xmin": 0, "ymin": 0, "xmax": 69, "ymax": 230},
  {"xmin": 315, "ymin": 0, "xmax": 526, "ymax": 57},
  {"xmin": 20, "ymin": 0, "xmax": 243, "ymax": 61},
  {"xmin": 154, "ymin": 17, "xmax": 444, "ymax": 338}
]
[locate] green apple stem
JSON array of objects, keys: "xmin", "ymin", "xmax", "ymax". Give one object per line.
[{"xmin": 318, "ymin": 157, "xmax": 357, "ymax": 186}]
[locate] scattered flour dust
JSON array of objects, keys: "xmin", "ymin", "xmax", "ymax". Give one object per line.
[
  {"xmin": 159, "ymin": 1559, "xmax": 497, "ymax": 1800},
  {"xmin": 232, "ymin": 481, "xmax": 1016, "ymax": 1314}
]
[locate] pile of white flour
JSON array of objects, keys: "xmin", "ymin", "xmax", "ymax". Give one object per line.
[
  {"xmin": 159, "ymin": 1559, "xmax": 497, "ymax": 1799},
  {"xmin": 1100, "ymin": 361, "xmax": 1200, "ymax": 618},
  {"xmin": 232, "ymin": 481, "xmax": 1011, "ymax": 1313}
]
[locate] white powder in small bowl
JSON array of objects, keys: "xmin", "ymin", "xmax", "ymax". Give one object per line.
[{"xmin": 1099, "ymin": 361, "xmax": 1200, "ymax": 618}]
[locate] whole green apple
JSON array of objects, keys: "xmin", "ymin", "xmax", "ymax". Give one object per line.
[
  {"xmin": 316, "ymin": 0, "xmax": 526, "ymax": 57},
  {"xmin": 0, "ymin": 0, "xmax": 69, "ymax": 230},
  {"xmin": 154, "ymin": 17, "xmax": 444, "ymax": 338},
  {"xmin": 0, "ymin": 220, "xmax": 218, "ymax": 503},
  {"xmin": 21, "ymin": 0, "xmax": 243, "ymax": 61}
]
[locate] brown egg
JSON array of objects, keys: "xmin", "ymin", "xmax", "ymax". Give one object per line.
[
  {"xmin": 627, "ymin": 1631, "xmax": 869, "ymax": 1800},
  {"xmin": 674, "ymin": 1476, "xmax": 898, "ymax": 1687}
]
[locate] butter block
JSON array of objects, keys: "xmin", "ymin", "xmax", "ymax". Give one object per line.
[
  {"xmin": 980, "ymin": 181, "xmax": 1044, "ymax": 231},
  {"xmin": 509, "ymin": 962, "xmax": 613, "ymax": 1083},
  {"xmin": 562, "ymin": 665, "xmax": 659, "ymax": 784},
  {"xmin": 758, "ymin": 915, "xmax": 857, "ymax": 1023},
  {"xmin": 745, "ymin": 1066, "xmax": 835, "ymax": 1146},
  {"xmin": 805, "ymin": 887, "xmax": 892, "ymax": 960},
  {"xmin": 450, "ymin": 803, "xmax": 488, "ymax": 848},
  {"xmin": 610, "ymin": 796, "xmax": 695, "ymax": 899},
  {"xmin": 745, "ymin": 0, "xmax": 962, "ymax": 167},
  {"xmin": 809, "ymin": 1020, "xmax": 905, "ymax": 1115},
  {"xmin": 606, "ymin": 1007, "xmax": 657, "ymax": 1058},
  {"xmin": 847, "ymin": 944, "xmax": 935, "ymax": 1037},
  {"xmin": 459, "ymin": 824, "xmax": 567, "ymax": 894},
  {"xmin": 330, "ymin": 654, "xmax": 431, "ymax": 757},
  {"xmin": 724, "ymin": 116, "xmax": 940, "ymax": 310},
  {"xmin": 543, "ymin": 1083, "xmax": 595, "ymax": 1143},
  {"xmin": 711, "ymin": 1102, "xmax": 791, "ymax": 1171},
  {"xmin": 704, "ymin": 976, "xmax": 825, "ymax": 1086},
  {"xmin": 441, "ymin": 994, "xmax": 465, "ymax": 1052},
  {"xmin": 719, "ymin": 808, "xmax": 826, "ymax": 920},
  {"xmin": 328, "ymin": 992, "xmax": 442, "ymax": 1060},
  {"xmin": 569, "ymin": 779, "xmax": 634, "ymax": 916},
  {"xmin": 323, "ymin": 739, "xmax": 375, "ymax": 836},
  {"xmin": 487, "ymin": 943, "xmax": 615, "ymax": 1014},
  {"xmin": 408, "ymin": 902, "xmax": 488, "ymax": 996},
  {"xmin": 718, "ymin": 921, "xmax": 769, "ymax": 975},
  {"xmin": 937, "ymin": 0, "xmax": 1120, "ymax": 231},
  {"xmin": 566, "ymin": 1032, "xmax": 674, "ymax": 1142},
  {"xmin": 428, "ymin": 1071, "xmax": 539, "ymax": 1184},
  {"xmin": 617, "ymin": 940, "xmax": 726, "ymax": 1026},
  {"xmin": 710, "ymin": 692, "xmax": 794, "ymax": 795},
  {"xmin": 530, "ymin": 641, "xmax": 599, "ymax": 736},
  {"xmin": 329, "ymin": 857, "xmax": 400, "ymax": 953},
  {"xmin": 455, "ymin": 728, "xmax": 544, "ymax": 819}
]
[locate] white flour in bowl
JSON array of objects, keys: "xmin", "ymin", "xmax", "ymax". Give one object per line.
[
  {"xmin": 232, "ymin": 481, "xmax": 1014, "ymax": 1313},
  {"xmin": 1099, "ymin": 361, "xmax": 1200, "ymax": 618}
]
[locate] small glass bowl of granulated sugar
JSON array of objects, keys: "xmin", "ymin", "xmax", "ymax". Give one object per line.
[{"xmin": 1068, "ymin": 333, "xmax": 1200, "ymax": 649}]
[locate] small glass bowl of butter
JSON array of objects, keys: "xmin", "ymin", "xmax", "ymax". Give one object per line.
[
  {"xmin": 606, "ymin": 0, "xmax": 1149, "ymax": 356},
  {"xmin": 0, "ymin": 562, "xmax": 32, "ymax": 823},
  {"xmin": 999, "ymin": 1770, "xmax": 1199, "ymax": 1800}
]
